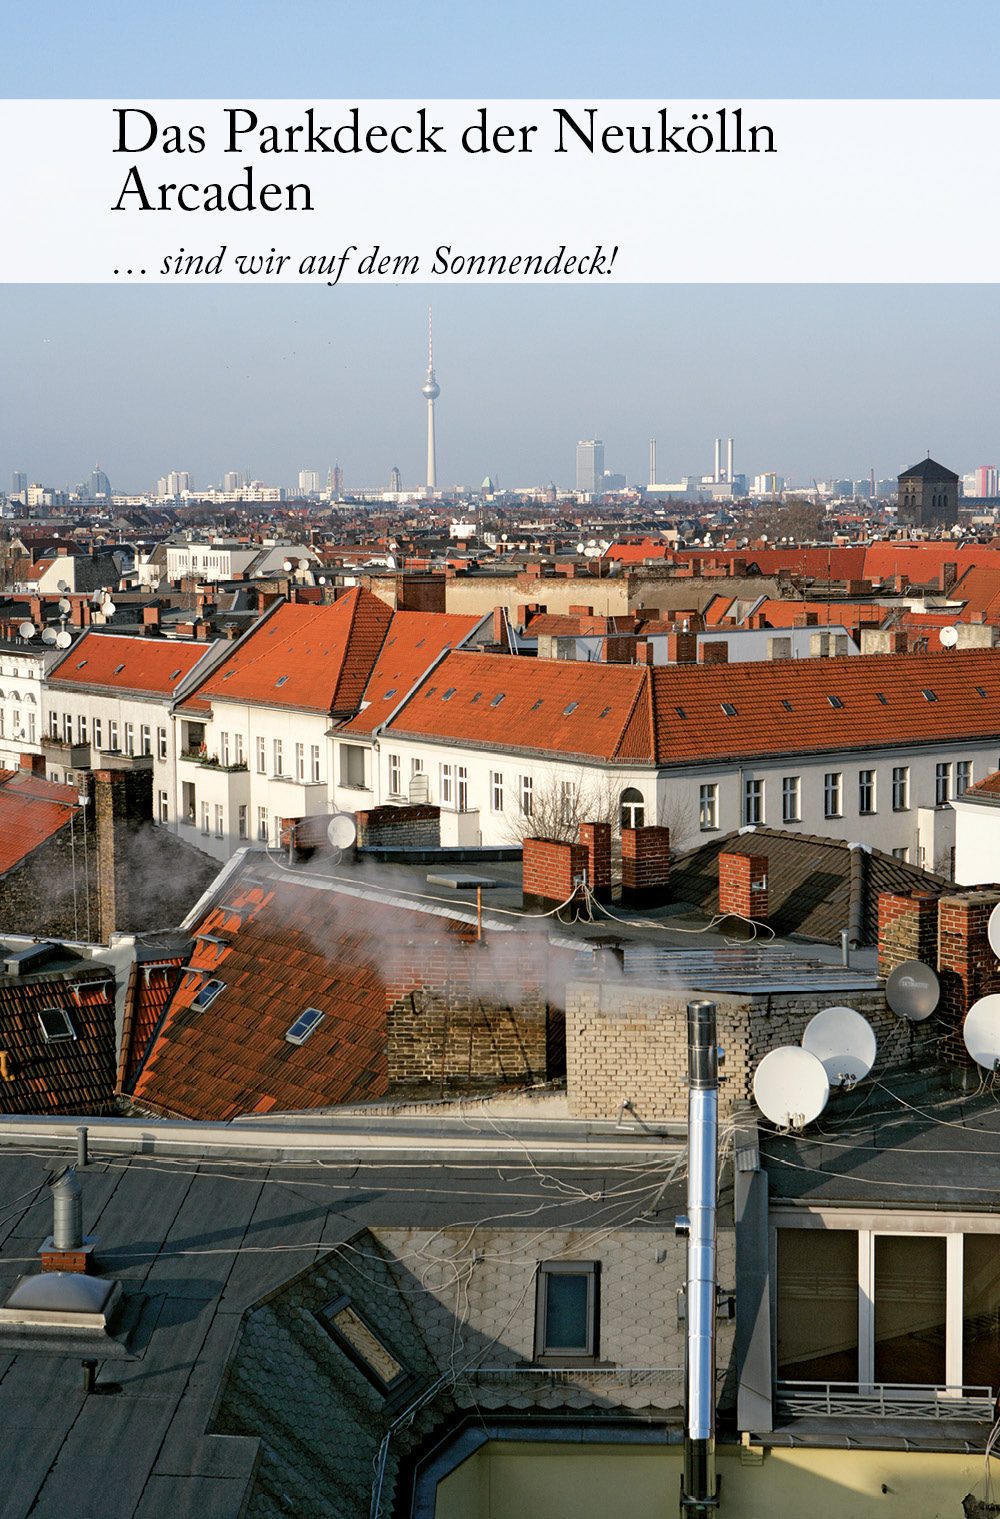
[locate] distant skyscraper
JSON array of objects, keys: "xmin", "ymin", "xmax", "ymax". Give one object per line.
[
  {"xmin": 10, "ymin": 472, "xmax": 26, "ymax": 495},
  {"xmin": 224, "ymin": 471, "xmax": 240, "ymax": 492},
  {"xmin": 298, "ymin": 470, "xmax": 321, "ymax": 494},
  {"xmin": 89, "ymin": 464, "xmax": 111, "ymax": 499},
  {"xmin": 332, "ymin": 463, "xmax": 344, "ymax": 496},
  {"xmin": 422, "ymin": 307, "xmax": 440, "ymax": 490},
  {"xmin": 575, "ymin": 440, "xmax": 604, "ymax": 494}
]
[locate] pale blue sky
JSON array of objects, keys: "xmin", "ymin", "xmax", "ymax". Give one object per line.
[{"xmin": 4, "ymin": 3, "xmax": 1000, "ymax": 493}]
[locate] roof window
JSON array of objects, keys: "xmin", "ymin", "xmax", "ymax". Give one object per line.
[
  {"xmin": 442, "ymin": 688, "xmax": 456, "ymax": 701},
  {"xmin": 598, "ymin": 706, "xmax": 611, "ymax": 718},
  {"xmin": 76, "ymin": 660, "xmax": 87, "ymax": 670},
  {"xmin": 423, "ymin": 686, "xmax": 436, "ymax": 699},
  {"xmin": 781, "ymin": 699, "xmax": 793, "ymax": 712},
  {"xmin": 721, "ymin": 702, "xmax": 737, "ymax": 717},
  {"xmin": 191, "ymin": 978, "xmax": 226, "ymax": 1011},
  {"xmin": 286, "ymin": 1007, "xmax": 325, "ymax": 1046},
  {"xmin": 491, "ymin": 693, "xmax": 505, "ymax": 707},
  {"xmin": 276, "ymin": 676, "xmax": 288, "ymax": 686},
  {"xmin": 171, "ymin": 669, "xmax": 182, "ymax": 680},
  {"xmin": 113, "ymin": 664, "xmax": 126, "ymax": 675},
  {"xmin": 384, "ymin": 688, "xmax": 397, "ymax": 699},
  {"xmin": 38, "ymin": 1007, "xmax": 76, "ymax": 1043},
  {"xmin": 531, "ymin": 699, "xmax": 543, "ymax": 711},
  {"xmin": 977, "ymin": 686, "xmax": 988, "ymax": 698},
  {"xmin": 470, "ymin": 692, "xmax": 482, "ymax": 703},
  {"xmin": 827, "ymin": 695, "xmax": 844, "ymax": 709},
  {"xmin": 317, "ymin": 1295, "xmax": 407, "ymax": 1395},
  {"xmin": 922, "ymin": 688, "xmax": 938, "ymax": 703},
  {"xmin": 563, "ymin": 702, "xmax": 578, "ymax": 716}
]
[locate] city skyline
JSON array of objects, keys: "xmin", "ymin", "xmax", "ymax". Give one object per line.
[{"xmin": 5, "ymin": 283, "xmax": 1000, "ymax": 495}]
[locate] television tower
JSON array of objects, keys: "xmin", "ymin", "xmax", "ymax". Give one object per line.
[{"xmin": 422, "ymin": 306, "xmax": 440, "ymax": 490}]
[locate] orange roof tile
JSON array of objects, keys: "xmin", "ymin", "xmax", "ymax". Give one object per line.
[
  {"xmin": 48, "ymin": 631, "xmax": 212, "ymax": 695},
  {"xmin": 188, "ymin": 588, "xmax": 393, "ymax": 716},
  {"xmin": 340, "ymin": 610, "xmax": 482, "ymax": 737},
  {"xmin": 0, "ymin": 770, "xmax": 78, "ymax": 874},
  {"xmin": 0, "ymin": 968, "xmax": 117, "ymax": 1115}
]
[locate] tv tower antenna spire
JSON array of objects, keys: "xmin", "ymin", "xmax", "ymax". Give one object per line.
[{"xmin": 422, "ymin": 305, "xmax": 440, "ymax": 491}]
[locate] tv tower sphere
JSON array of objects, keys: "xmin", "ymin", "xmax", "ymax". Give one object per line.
[{"xmin": 422, "ymin": 373, "xmax": 440, "ymax": 401}]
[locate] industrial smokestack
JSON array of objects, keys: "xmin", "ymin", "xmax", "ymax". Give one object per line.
[
  {"xmin": 726, "ymin": 438, "xmax": 734, "ymax": 485},
  {"xmin": 649, "ymin": 439, "xmax": 657, "ymax": 488},
  {"xmin": 48, "ymin": 1166, "xmax": 83, "ymax": 1251},
  {"xmin": 679, "ymin": 1000, "xmax": 720, "ymax": 1517},
  {"xmin": 713, "ymin": 438, "xmax": 721, "ymax": 484}
]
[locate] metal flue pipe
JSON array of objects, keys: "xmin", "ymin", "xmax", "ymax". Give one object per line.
[
  {"xmin": 48, "ymin": 1165, "xmax": 83, "ymax": 1251},
  {"xmin": 680, "ymin": 1000, "xmax": 720, "ymax": 1516}
]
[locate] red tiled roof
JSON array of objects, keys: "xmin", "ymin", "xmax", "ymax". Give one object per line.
[
  {"xmin": 186, "ymin": 588, "xmax": 393, "ymax": 716},
  {"xmin": 0, "ymin": 770, "xmax": 78, "ymax": 874},
  {"xmin": 861, "ymin": 543, "xmax": 1000, "ymax": 586},
  {"xmin": 951, "ymin": 566, "xmax": 1000, "ymax": 623},
  {"xmin": 965, "ymin": 770, "xmax": 1000, "ymax": 798},
  {"xmin": 383, "ymin": 650, "xmax": 650, "ymax": 762},
  {"xmin": 0, "ymin": 969, "xmax": 117, "ymax": 1115},
  {"xmin": 117, "ymin": 956, "xmax": 183, "ymax": 1092},
  {"xmin": 741, "ymin": 599, "xmax": 881, "ymax": 630},
  {"xmin": 340, "ymin": 610, "xmax": 481, "ymax": 737},
  {"xmin": 48, "ymin": 631, "xmax": 211, "ymax": 695}
]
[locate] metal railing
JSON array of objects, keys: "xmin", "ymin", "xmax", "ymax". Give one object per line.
[{"xmin": 776, "ymin": 1379, "xmax": 995, "ymax": 1421}]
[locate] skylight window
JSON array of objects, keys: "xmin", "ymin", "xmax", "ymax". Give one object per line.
[
  {"xmin": 442, "ymin": 688, "xmax": 456, "ymax": 701},
  {"xmin": 922, "ymin": 689, "xmax": 938, "ymax": 703},
  {"xmin": 317, "ymin": 1295, "xmax": 407, "ymax": 1394},
  {"xmin": 563, "ymin": 701, "xmax": 578, "ymax": 715},
  {"xmin": 828, "ymin": 695, "xmax": 844, "ymax": 709},
  {"xmin": 876, "ymin": 692, "xmax": 888, "ymax": 705},
  {"xmin": 76, "ymin": 660, "xmax": 87, "ymax": 670},
  {"xmin": 38, "ymin": 1007, "xmax": 76, "ymax": 1043},
  {"xmin": 675, "ymin": 706, "xmax": 687, "ymax": 719},
  {"xmin": 721, "ymin": 702, "xmax": 737, "ymax": 717},
  {"xmin": 977, "ymin": 686, "xmax": 988, "ymax": 698},
  {"xmin": 113, "ymin": 664, "xmax": 126, "ymax": 675},
  {"xmin": 384, "ymin": 688, "xmax": 397, "ymax": 699},
  {"xmin": 171, "ymin": 669, "xmax": 182, "ymax": 679},
  {"xmin": 286, "ymin": 1007, "xmax": 325, "ymax": 1046},
  {"xmin": 781, "ymin": 699, "xmax": 793, "ymax": 712},
  {"xmin": 491, "ymin": 693, "xmax": 505, "ymax": 707},
  {"xmin": 276, "ymin": 676, "xmax": 288, "ymax": 686},
  {"xmin": 532, "ymin": 699, "xmax": 543, "ymax": 711},
  {"xmin": 191, "ymin": 978, "xmax": 226, "ymax": 1010},
  {"xmin": 424, "ymin": 687, "xmax": 436, "ymax": 699},
  {"xmin": 471, "ymin": 692, "xmax": 482, "ymax": 703}
]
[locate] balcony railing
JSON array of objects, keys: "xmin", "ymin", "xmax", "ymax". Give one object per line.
[
  {"xmin": 776, "ymin": 1379, "xmax": 995, "ymax": 1421},
  {"xmin": 180, "ymin": 749, "xmax": 247, "ymax": 771}
]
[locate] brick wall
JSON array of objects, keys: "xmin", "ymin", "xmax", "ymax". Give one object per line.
[
  {"xmin": 719, "ymin": 852, "xmax": 769, "ymax": 922},
  {"xmin": 620, "ymin": 826, "xmax": 670, "ymax": 907},
  {"xmin": 937, "ymin": 890, "xmax": 1000, "ymax": 1065},
  {"xmin": 579, "ymin": 822, "xmax": 612, "ymax": 902},
  {"xmin": 522, "ymin": 837, "xmax": 588, "ymax": 909},
  {"xmin": 355, "ymin": 803, "xmax": 440, "ymax": 849},
  {"xmin": 566, "ymin": 980, "xmax": 902, "ymax": 1121},
  {"xmin": 877, "ymin": 890, "xmax": 940, "ymax": 977}
]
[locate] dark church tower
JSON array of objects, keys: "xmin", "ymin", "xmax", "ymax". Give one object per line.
[{"xmin": 897, "ymin": 456, "xmax": 959, "ymax": 529}]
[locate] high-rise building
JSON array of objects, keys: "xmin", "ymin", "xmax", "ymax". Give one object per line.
[
  {"xmin": 422, "ymin": 308, "xmax": 439, "ymax": 490},
  {"xmin": 10, "ymin": 472, "xmax": 26, "ymax": 496},
  {"xmin": 974, "ymin": 465, "xmax": 999, "ymax": 497},
  {"xmin": 88, "ymin": 465, "xmax": 111, "ymax": 500},
  {"xmin": 298, "ymin": 470, "xmax": 321, "ymax": 494},
  {"xmin": 223, "ymin": 471, "xmax": 241, "ymax": 492},
  {"xmin": 389, "ymin": 466, "xmax": 402, "ymax": 493},
  {"xmin": 575, "ymin": 440, "xmax": 604, "ymax": 494}
]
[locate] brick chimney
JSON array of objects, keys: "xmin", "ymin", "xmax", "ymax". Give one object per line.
[
  {"xmin": 719, "ymin": 851, "xmax": 768, "ymax": 923},
  {"xmin": 621, "ymin": 826, "xmax": 671, "ymax": 908}
]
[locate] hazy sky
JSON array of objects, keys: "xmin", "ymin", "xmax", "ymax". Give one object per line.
[{"xmin": 5, "ymin": 2, "xmax": 1000, "ymax": 494}]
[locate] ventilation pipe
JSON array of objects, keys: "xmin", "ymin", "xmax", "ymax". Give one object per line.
[
  {"xmin": 48, "ymin": 1166, "xmax": 83, "ymax": 1251},
  {"xmin": 678, "ymin": 1000, "xmax": 720, "ymax": 1517}
]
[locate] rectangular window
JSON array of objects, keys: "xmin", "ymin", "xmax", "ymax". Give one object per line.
[
  {"xmin": 874, "ymin": 1234, "xmax": 946, "ymax": 1386},
  {"xmin": 491, "ymin": 771, "xmax": 504, "ymax": 813},
  {"xmin": 560, "ymin": 779, "xmax": 575, "ymax": 823},
  {"xmin": 440, "ymin": 763, "xmax": 453, "ymax": 805},
  {"xmin": 257, "ymin": 805, "xmax": 268, "ymax": 841},
  {"xmin": 956, "ymin": 760, "xmax": 973, "ymax": 797},
  {"xmin": 91, "ymin": 717, "xmax": 101, "ymax": 750},
  {"xmin": 220, "ymin": 731, "xmax": 230, "ymax": 766},
  {"xmin": 699, "ymin": 784, "xmax": 718, "ymax": 831},
  {"xmin": 256, "ymin": 735, "xmax": 266, "ymax": 774},
  {"xmin": 273, "ymin": 738, "xmax": 283, "ymax": 776},
  {"xmin": 892, "ymin": 845, "xmax": 909, "ymax": 862},
  {"xmin": 935, "ymin": 762, "xmax": 952, "ymax": 806},
  {"xmin": 238, "ymin": 804, "xmax": 247, "ymax": 839},
  {"xmin": 411, "ymin": 757, "xmax": 424, "ymax": 775},
  {"xmin": 158, "ymin": 726, "xmax": 168, "ymax": 760},
  {"xmin": 744, "ymin": 777, "xmax": 763, "ymax": 826},
  {"xmin": 535, "ymin": 1262, "xmax": 598, "ymax": 1359},
  {"xmin": 63, "ymin": 713, "xmax": 73, "ymax": 743},
  {"xmin": 892, "ymin": 765, "xmax": 909, "ymax": 811},
  {"xmin": 27, "ymin": 713, "xmax": 35, "ymax": 743},
  {"xmin": 234, "ymin": 733, "xmax": 244, "ymax": 765},
  {"xmin": 296, "ymin": 742, "xmax": 305, "ymax": 781},
  {"xmin": 311, "ymin": 743, "xmax": 321, "ymax": 783},
  {"xmin": 458, "ymin": 765, "xmax": 469, "ymax": 812},
  {"xmin": 125, "ymin": 723, "xmax": 135, "ymax": 756},
  {"xmin": 77, "ymin": 715, "xmax": 87, "ymax": 744},
  {"xmin": 158, "ymin": 789, "xmax": 169, "ymax": 823},
  {"xmin": 824, "ymin": 772, "xmax": 842, "ymax": 818},
  {"xmin": 520, "ymin": 775, "xmax": 534, "ymax": 818},
  {"xmin": 317, "ymin": 1295, "xmax": 408, "ymax": 1396},
  {"xmin": 50, "ymin": 712, "xmax": 59, "ymax": 738},
  {"xmin": 109, "ymin": 720, "xmax": 118, "ymax": 751},
  {"xmin": 777, "ymin": 1228, "xmax": 859, "ymax": 1382},
  {"xmin": 858, "ymin": 769, "xmax": 875, "ymax": 815},
  {"xmin": 215, "ymin": 803, "xmax": 224, "ymax": 837},
  {"xmin": 200, "ymin": 800, "xmax": 210, "ymax": 834},
  {"xmin": 340, "ymin": 743, "xmax": 365, "ymax": 788},
  {"xmin": 781, "ymin": 776, "xmax": 800, "ymax": 824},
  {"xmin": 389, "ymin": 753, "xmax": 401, "ymax": 796}
]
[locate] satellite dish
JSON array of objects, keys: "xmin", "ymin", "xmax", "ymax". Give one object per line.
[
  {"xmin": 297, "ymin": 558, "xmax": 309, "ymax": 570},
  {"xmin": 753, "ymin": 1046, "xmax": 830, "ymax": 1129},
  {"xmin": 987, "ymin": 903, "xmax": 1000, "ymax": 960},
  {"xmin": 282, "ymin": 560, "xmax": 293, "ymax": 571},
  {"xmin": 41, "ymin": 627, "xmax": 57, "ymax": 645},
  {"xmin": 56, "ymin": 580, "xmax": 69, "ymax": 593},
  {"xmin": 885, "ymin": 959, "xmax": 939, "ymax": 1021},
  {"xmin": 55, "ymin": 630, "xmax": 72, "ymax": 649},
  {"xmin": 18, "ymin": 622, "xmax": 35, "ymax": 640},
  {"xmin": 940, "ymin": 626, "xmax": 958, "ymax": 648},
  {"xmin": 57, "ymin": 598, "xmax": 71, "ymax": 615},
  {"xmin": 963, "ymin": 995, "xmax": 1000, "ymax": 1070},
  {"xmin": 576, "ymin": 543, "xmax": 585, "ymax": 554},
  {"xmin": 103, "ymin": 600, "xmax": 116, "ymax": 616},
  {"xmin": 326, "ymin": 813, "xmax": 357, "ymax": 850},
  {"xmin": 318, "ymin": 576, "xmax": 326, "ymax": 586},
  {"xmin": 801, "ymin": 1006, "xmax": 877, "ymax": 1087}
]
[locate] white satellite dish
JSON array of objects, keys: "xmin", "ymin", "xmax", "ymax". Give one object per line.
[
  {"xmin": 57, "ymin": 598, "xmax": 71, "ymax": 615},
  {"xmin": 18, "ymin": 622, "xmax": 36, "ymax": 640},
  {"xmin": 326, "ymin": 813, "xmax": 357, "ymax": 850},
  {"xmin": 885, "ymin": 960, "xmax": 939, "ymax": 1021},
  {"xmin": 318, "ymin": 576, "xmax": 327, "ymax": 586},
  {"xmin": 576, "ymin": 543, "xmax": 585, "ymax": 554},
  {"xmin": 939, "ymin": 626, "xmax": 958, "ymax": 648},
  {"xmin": 987, "ymin": 903, "xmax": 1000, "ymax": 960},
  {"xmin": 103, "ymin": 600, "xmax": 116, "ymax": 616},
  {"xmin": 297, "ymin": 558, "xmax": 309, "ymax": 570},
  {"xmin": 753, "ymin": 1046, "xmax": 830, "ymax": 1129},
  {"xmin": 55, "ymin": 630, "xmax": 72, "ymax": 649},
  {"xmin": 41, "ymin": 627, "xmax": 57, "ymax": 645},
  {"xmin": 963, "ymin": 994, "xmax": 1000, "ymax": 1070},
  {"xmin": 801, "ymin": 1006, "xmax": 877, "ymax": 1087},
  {"xmin": 282, "ymin": 560, "xmax": 293, "ymax": 571},
  {"xmin": 56, "ymin": 580, "xmax": 69, "ymax": 593}
]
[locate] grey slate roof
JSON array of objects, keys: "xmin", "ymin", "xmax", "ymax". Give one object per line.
[{"xmin": 898, "ymin": 457, "xmax": 960, "ymax": 482}]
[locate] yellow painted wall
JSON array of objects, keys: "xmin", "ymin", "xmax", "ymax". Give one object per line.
[{"xmin": 434, "ymin": 1439, "xmax": 989, "ymax": 1519}]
